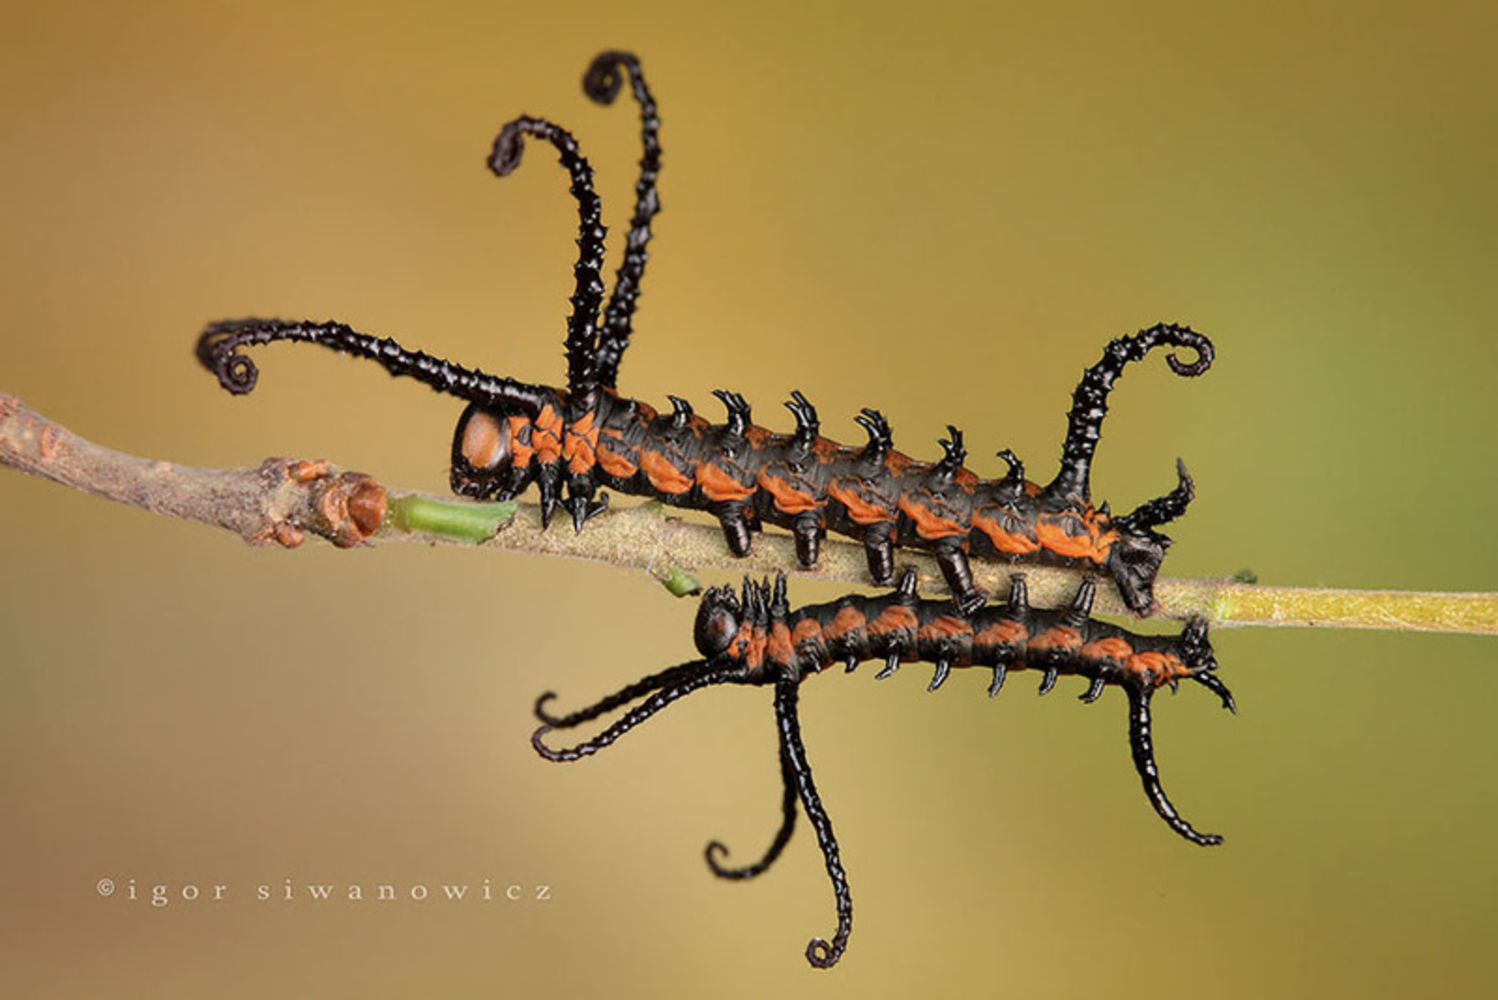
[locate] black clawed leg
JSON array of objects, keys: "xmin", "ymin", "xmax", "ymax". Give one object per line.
[
  {"xmin": 1080, "ymin": 676, "xmax": 1107, "ymax": 704},
  {"xmin": 1125, "ymin": 685, "xmax": 1222, "ymax": 846},
  {"xmin": 934, "ymin": 542, "xmax": 984, "ymax": 614},
  {"xmin": 875, "ymin": 651, "xmax": 901, "ymax": 680},
  {"xmin": 775, "ymin": 679, "xmax": 852, "ymax": 970},
  {"xmin": 587, "ymin": 491, "xmax": 611, "ymax": 523},
  {"xmin": 1062, "ymin": 578, "xmax": 1098, "ymax": 629},
  {"xmin": 861, "ymin": 522, "xmax": 896, "ymax": 586},
  {"xmin": 987, "ymin": 662, "xmax": 1009, "ymax": 698},
  {"xmin": 1005, "ymin": 573, "xmax": 1030, "ymax": 614},
  {"xmin": 717, "ymin": 505, "xmax": 753, "ymax": 557},
  {"xmin": 1037, "ymin": 666, "xmax": 1060, "ymax": 697},
  {"xmin": 536, "ymin": 466, "xmax": 563, "ymax": 530},
  {"xmin": 563, "ymin": 491, "xmax": 593, "ymax": 529},
  {"xmin": 928, "ymin": 659, "xmax": 952, "ymax": 692},
  {"xmin": 793, "ymin": 513, "xmax": 822, "ymax": 568},
  {"xmin": 706, "ymin": 741, "xmax": 798, "ymax": 880},
  {"xmin": 895, "ymin": 566, "xmax": 919, "ymax": 600}
]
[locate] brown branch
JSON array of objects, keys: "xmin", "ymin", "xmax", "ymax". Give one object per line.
[
  {"xmin": 3, "ymin": 391, "xmax": 1494, "ymax": 636},
  {"xmin": 0, "ymin": 391, "xmax": 385, "ymax": 549}
]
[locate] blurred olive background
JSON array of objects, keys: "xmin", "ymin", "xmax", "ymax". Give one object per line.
[{"xmin": 2, "ymin": 2, "xmax": 1494, "ymax": 997}]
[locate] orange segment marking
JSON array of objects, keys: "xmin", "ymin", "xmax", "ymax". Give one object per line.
[
  {"xmin": 975, "ymin": 619, "xmax": 1030, "ymax": 647},
  {"xmin": 696, "ymin": 462, "xmax": 755, "ymax": 503},
  {"xmin": 827, "ymin": 480, "xmax": 895, "ymax": 525},
  {"xmin": 639, "ymin": 450, "xmax": 693, "ymax": 495},
  {"xmin": 823, "ymin": 606, "xmax": 868, "ymax": 642},
  {"xmin": 758, "ymin": 472, "xmax": 823, "ymax": 515},
  {"xmin": 1027, "ymin": 626, "xmax": 1083, "ymax": 655},
  {"xmin": 897, "ymin": 495, "xmax": 966, "ymax": 540},
  {"xmin": 971, "ymin": 513, "xmax": 1041, "ymax": 555}
]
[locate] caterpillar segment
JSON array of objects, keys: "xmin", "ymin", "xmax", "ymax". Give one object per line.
[
  {"xmin": 195, "ymin": 51, "xmax": 1212, "ymax": 613},
  {"xmin": 531, "ymin": 569, "xmax": 1235, "ymax": 968}
]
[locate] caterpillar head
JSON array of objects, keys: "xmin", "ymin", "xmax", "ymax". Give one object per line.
[
  {"xmin": 450, "ymin": 403, "xmax": 535, "ymax": 501},
  {"xmin": 1181, "ymin": 617, "xmax": 1236, "ymax": 712},
  {"xmin": 1106, "ymin": 459, "xmax": 1195, "ymax": 615},
  {"xmin": 694, "ymin": 584, "xmax": 744, "ymax": 660},
  {"xmin": 1104, "ymin": 528, "xmax": 1171, "ymax": 615}
]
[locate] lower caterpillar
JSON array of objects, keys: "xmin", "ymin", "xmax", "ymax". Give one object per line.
[
  {"xmin": 194, "ymin": 50, "xmax": 1214, "ymax": 615},
  {"xmin": 531, "ymin": 570, "xmax": 1236, "ymax": 969}
]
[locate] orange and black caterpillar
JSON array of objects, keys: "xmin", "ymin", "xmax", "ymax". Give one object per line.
[
  {"xmin": 194, "ymin": 51, "xmax": 1213, "ymax": 614},
  {"xmin": 531, "ymin": 570, "xmax": 1236, "ymax": 969}
]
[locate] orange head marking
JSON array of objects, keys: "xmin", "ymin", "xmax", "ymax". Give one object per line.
[{"xmin": 451, "ymin": 403, "xmax": 536, "ymax": 500}]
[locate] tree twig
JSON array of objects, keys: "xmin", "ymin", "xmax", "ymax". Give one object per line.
[{"xmin": 3, "ymin": 391, "xmax": 1493, "ymax": 636}]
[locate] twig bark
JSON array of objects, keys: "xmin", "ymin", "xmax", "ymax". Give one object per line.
[{"xmin": 3, "ymin": 391, "xmax": 1493, "ymax": 636}]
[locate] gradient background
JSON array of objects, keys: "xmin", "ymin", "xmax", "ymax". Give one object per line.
[{"xmin": 2, "ymin": 2, "xmax": 1494, "ymax": 997}]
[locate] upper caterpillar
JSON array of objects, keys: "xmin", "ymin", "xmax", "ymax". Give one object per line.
[{"xmin": 195, "ymin": 51, "xmax": 1213, "ymax": 614}]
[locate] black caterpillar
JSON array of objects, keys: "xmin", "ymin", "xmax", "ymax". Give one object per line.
[
  {"xmin": 532, "ymin": 569, "xmax": 1235, "ymax": 968},
  {"xmin": 194, "ymin": 51, "xmax": 1214, "ymax": 614}
]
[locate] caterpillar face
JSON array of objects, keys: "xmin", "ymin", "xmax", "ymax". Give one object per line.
[
  {"xmin": 1103, "ymin": 529, "xmax": 1170, "ymax": 615},
  {"xmin": 694, "ymin": 584, "xmax": 744, "ymax": 660},
  {"xmin": 450, "ymin": 403, "xmax": 532, "ymax": 500}
]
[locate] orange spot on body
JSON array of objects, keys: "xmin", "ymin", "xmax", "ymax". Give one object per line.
[
  {"xmin": 827, "ymin": 480, "xmax": 895, "ymax": 525},
  {"xmin": 696, "ymin": 461, "xmax": 755, "ymax": 503},
  {"xmin": 975, "ymin": 619, "xmax": 1031, "ymax": 648},
  {"xmin": 971, "ymin": 513, "xmax": 1041, "ymax": 555},
  {"xmin": 1126, "ymin": 651, "xmax": 1187, "ymax": 686},
  {"xmin": 791, "ymin": 618, "xmax": 825, "ymax": 646},
  {"xmin": 898, "ymin": 494, "xmax": 966, "ymax": 540},
  {"xmin": 595, "ymin": 443, "xmax": 638, "ymax": 479},
  {"xmin": 507, "ymin": 415, "xmax": 536, "ymax": 469},
  {"xmin": 531, "ymin": 404, "xmax": 564, "ymax": 464},
  {"xmin": 640, "ymin": 449, "xmax": 693, "ymax": 495},
  {"xmin": 758, "ymin": 472, "xmax": 822, "ymax": 515},
  {"xmin": 917, "ymin": 615, "xmax": 972, "ymax": 644},
  {"xmin": 766, "ymin": 621, "xmax": 795, "ymax": 668},
  {"xmin": 883, "ymin": 451, "xmax": 913, "ymax": 476},
  {"xmin": 823, "ymin": 606, "xmax": 868, "ymax": 642},
  {"xmin": 868, "ymin": 605, "xmax": 920, "ymax": 637},
  {"xmin": 1081, "ymin": 637, "xmax": 1135, "ymax": 663},
  {"xmin": 1028, "ymin": 626, "xmax": 1084, "ymax": 655},
  {"xmin": 743, "ymin": 625, "xmax": 768, "ymax": 673},
  {"xmin": 460, "ymin": 412, "xmax": 505, "ymax": 470},
  {"xmin": 1035, "ymin": 510, "xmax": 1115, "ymax": 563},
  {"xmin": 563, "ymin": 410, "xmax": 601, "ymax": 475}
]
